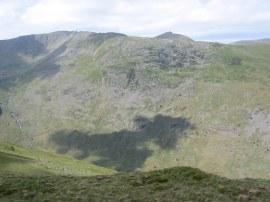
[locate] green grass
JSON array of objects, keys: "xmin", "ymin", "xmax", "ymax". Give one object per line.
[
  {"xmin": 74, "ymin": 54, "xmax": 104, "ymax": 82},
  {"xmin": 0, "ymin": 152, "xmax": 51, "ymax": 175},
  {"xmin": 203, "ymin": 43, "xmax": 270, "ymax": 83},
  {"xmin": 84, "ymin": 67, "xmax": 103, "ymax": 81},
  {"xmin": 0, "ymin": 166, "xmax": 269, "ymax": 201},
  {"xmin": 0, "ymin": 141, "xmax": 115, "ymax": 176}
]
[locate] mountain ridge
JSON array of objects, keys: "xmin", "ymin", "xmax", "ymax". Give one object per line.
[
  {"xmin": 2, "ymin": 30, "xmax": 269, "ymax": 44},
  {"xmin": 231, "ymin": 38, "xmax": 270, "ymax": 45}
]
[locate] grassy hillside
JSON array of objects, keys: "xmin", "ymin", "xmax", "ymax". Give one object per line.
[
  {"xmin": 0, "ymin": 166, "xmax": 269, "ymax": 201},
  {"xmin": 0, "ymin": 140, "xmax": 115, "ymax": 176},
  {"xmin": 0, "ymin": 31, "xmax": 269, "ymax": 179}
]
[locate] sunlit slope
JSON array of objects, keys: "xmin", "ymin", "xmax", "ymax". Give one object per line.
[{"xmin": 0, "ymin": 141, "xmax": 115, "ymax": 176}]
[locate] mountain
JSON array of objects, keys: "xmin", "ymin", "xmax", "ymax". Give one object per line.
[
  {"xmin": 0, "ymin": 31, "xmax": 269, "ymax": 179},
  {"xmin": 1, "ymin": 166, "xmax": 270, "ymax": 201}
]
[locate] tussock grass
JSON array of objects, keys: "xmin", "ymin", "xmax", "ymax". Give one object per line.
[{"xmin": 0, "ymin": 166, "xmax": 269, "ymax": 201}]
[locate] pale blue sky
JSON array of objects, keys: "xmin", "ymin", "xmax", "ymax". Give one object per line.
[{"xmin": 0, "ymin": 0, "xmax": 269, "ymax": 42}]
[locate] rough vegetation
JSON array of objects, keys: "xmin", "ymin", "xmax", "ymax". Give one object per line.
[
  {"xmin": 0, "ymin": 31, "xmax": 269, "ymax": 179},
  {"xmin": 0, "ymin": 166, "xmax": 270, "ymax": 201}
]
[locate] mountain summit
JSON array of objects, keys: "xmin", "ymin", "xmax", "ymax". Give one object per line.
[{"xmin": 155, "ymin": 31, "xmax": 193, "ymax": 40}]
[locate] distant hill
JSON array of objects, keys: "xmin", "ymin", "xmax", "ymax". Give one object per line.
[{"xmin": 232, "ymin": 38, "xmax": 270, "ymax": 44}]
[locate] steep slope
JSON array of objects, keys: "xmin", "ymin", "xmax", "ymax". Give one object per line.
[
  {"xmin": 0, "ymin": 31, "xmax": 269, "ymax": 179},
  {"xmin": 0, "ymin": 166, "xmax": 270, "ymax": 201},
  {"xmin": 0, "ymin": 31, "xmax": 74, "ymax": 86},
  {"xmin": 0, "ymin": 140, "xmax": 115, "ymax": 176}
]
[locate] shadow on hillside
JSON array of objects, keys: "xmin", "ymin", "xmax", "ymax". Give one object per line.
[
  {"xmin": 0, "ymin": 37, "xmax": 66, "ymax": 90},
  {"xmin": 26, "ymin": 44, "xmax": 66, "ymax": 80},
  {"xmin": 49, "ymin": 114, "xmax": 195, "ymax": 172}
]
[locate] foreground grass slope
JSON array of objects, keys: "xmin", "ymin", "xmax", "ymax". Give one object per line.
[
  {"xmin": 0, "ymin": 141, "xmax": 115, "ymax": 176},
  {"xmin": 0, "ymin": 166, "xmax": 269, "ymax": 201}
]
